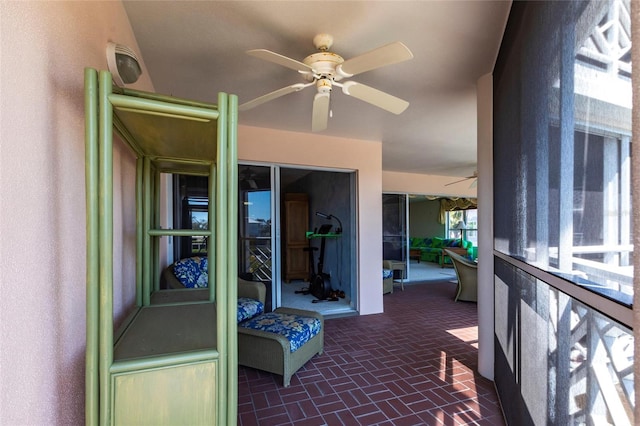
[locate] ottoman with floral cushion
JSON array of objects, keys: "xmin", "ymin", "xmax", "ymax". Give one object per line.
[
  {"xmin": 237, "ymin": 307, "xmax": 324, "ymax": 387},
  {"xmin": 383, "ymin": 267, "xmax": 394, "ymax": 294}
]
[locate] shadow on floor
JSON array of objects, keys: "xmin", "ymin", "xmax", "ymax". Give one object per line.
[{"xmin": 238, "ymin": 280, "xmax": 504, "ymax": 426}]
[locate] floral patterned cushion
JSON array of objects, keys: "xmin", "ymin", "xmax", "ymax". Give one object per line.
[
  {"xmin": 409, "ymin": 237, "xmax": 424, "ymax": 248},
  {"xmin": 383, "ymin": 269, "xmax": 393, "ymax": 279},
  {"xmin": 237, "ymin": 298, "xmax": 264, "ymax": 323},
  {"xmin": 172, "ymin": 257, "xmax": 208, "ymax": 288},
  {"xmin": 431, "ymin": 237, "xmax": 445, "ymax": 248},
  {"xmin": 238, "ymin": 312, "xmax": 322, "ymax": 352},
  {"xmin": 446, "ymin": 238, "xmax": 461, "ymax": 247}
]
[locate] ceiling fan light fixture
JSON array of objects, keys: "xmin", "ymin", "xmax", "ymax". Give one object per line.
[
  {"xmin": 303, "ymin": 51, "xmax": 344, "ymax": 77},
  {"xmin": 316, "ymin": 78, "xmax": 332, "ymax": 94},
  {"xmin": 242, "ymin": 34, "xmax": 414, "ymax": 130},
  {"xmin": 106, "ymin": 42, "xmax": 142, "ymax": 86}
]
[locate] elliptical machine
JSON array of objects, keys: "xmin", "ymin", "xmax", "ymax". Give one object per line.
[
  {"xmin": 295, "ymin": 236, "xmax": 318, "ymax": 296},
  {"xmin": 306, "ymin": 224, "xmax": 331, "ymax": 300}
]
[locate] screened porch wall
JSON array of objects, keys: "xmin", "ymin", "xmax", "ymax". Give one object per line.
[{"xmin": 493, "ymin": 0, "xmax": 634, "ymax": 424}]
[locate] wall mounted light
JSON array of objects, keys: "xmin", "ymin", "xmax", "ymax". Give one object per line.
[{"xmin": 106, "ymin": 42, "xmax": 142, "ymax": 86}]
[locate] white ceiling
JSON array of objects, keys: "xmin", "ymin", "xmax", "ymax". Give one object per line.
[{"xmin": 123, "ymin": 1, "xmax": 511, "ymax": 178}]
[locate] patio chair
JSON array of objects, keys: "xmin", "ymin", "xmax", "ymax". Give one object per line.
[
  {"xmin": 444, "ymin": 249, "xmax": 477, "ymax": 302},
  {"xmin": 382, "ymin": 260, "xmax": 394, "ymax": 294}
]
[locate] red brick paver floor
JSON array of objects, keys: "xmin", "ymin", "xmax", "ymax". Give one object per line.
[{"xmin": 238, "ymin": 280, "xmax": 505, "ymax": 426}]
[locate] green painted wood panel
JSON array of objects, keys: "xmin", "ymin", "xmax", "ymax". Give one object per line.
[
  {"xmin": 112, "ymin": 361, "xmax": 216, "ymax": 425},
  {"xmin": 86, "ymin": 68, "xmax": 237, "ymax": 425},
  {"xmin": 113, "ymin": 303, "xmax": 216, "ymax": 361},
  {"xmin": 110, "ymin": 96, "xmax": 218, "ymax": 164}
]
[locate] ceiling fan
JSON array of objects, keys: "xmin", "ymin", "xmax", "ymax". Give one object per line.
[
  {"xmin": 239, "ymin": 167, "xmax": 258, "ymax": 189},
  {"xmin": 445, "ymin": 171, "xmax": 478, "ymax": 188},
  {"xmin": 239, "ymin": 34, "xmax": 414, "ymax": 132}
]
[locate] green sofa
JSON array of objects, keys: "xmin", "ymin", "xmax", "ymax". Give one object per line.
[{"xmin": 410, "ymin": 237, "xmax": 473, "ymax": 265}]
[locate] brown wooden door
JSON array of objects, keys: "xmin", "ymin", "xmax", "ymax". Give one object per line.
[{"xmin": 283, "ymin": 193, "xmax": 309, "ymax": 282}]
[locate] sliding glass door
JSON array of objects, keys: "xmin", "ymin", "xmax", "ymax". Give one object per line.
[
  {"xmin": 239, "ymin": 164, "xmax": 357, "ymax": 313},
  {"xmin": 238, "ymin": 165, "xmax": 275, "ymax": 310},
  {"xmin": 382, "ymin": 194, "xmax": 408, "ymax": 284}
]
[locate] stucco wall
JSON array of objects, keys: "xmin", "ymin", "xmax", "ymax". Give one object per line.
[
  {"xmin": 0, "ymin": 2, "xmax": 153, "ymax": 424},
  {"xmin": 0, "ymin": 2, "xmax": 483, "ymax": 423}
]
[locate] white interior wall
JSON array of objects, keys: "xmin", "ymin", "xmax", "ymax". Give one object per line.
[{"xmin": 477, "ymin": 73, "xmax": 494, "ymax": 380}]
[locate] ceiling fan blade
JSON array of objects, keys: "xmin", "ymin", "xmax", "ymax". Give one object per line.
[
  {"xmin": 445, "ymin": 175, "xmax": 477, "ymax": 187},
  {"xmin": 338, "ymin": 42, "xmax": 413, "ymax": 77},
  {"xmin": 445, "ymin": 178, "xmax": 469, "ymax": 187},
  {"xmin": 247, "ymin": 49, "xmax": 313, "ymax": 74},
  {"xmin": 311, "ymin": 93, "xmax": 330, "ymax": 132},
  {"xmin": 341, "ymin": 81, "xmax": 409, "ymax": 114},
  {"xmin": 239, "ymin": 83, "xmax": 312, "ymax": 111}
]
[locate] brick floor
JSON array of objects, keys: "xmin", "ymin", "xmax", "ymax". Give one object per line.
[{"xmin": 238, "ymin": 280, "xmax": 505, "ymax": 426}]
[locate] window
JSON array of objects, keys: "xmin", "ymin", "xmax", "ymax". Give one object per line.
[
  {"xmin": 446, "ymin": 209, "xmax": 477, "ymax": 247},
  {"xmin": 185, "ymin": 196, "xmax": 209, "ymax": 255},
  {"xmin": 173, "ymin": 175, "xmax": 209, "ymax": 259}
]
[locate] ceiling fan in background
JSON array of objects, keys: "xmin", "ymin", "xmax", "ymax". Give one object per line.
[
  {"xmin": 239, "ymin": 34, "xmax": 414, "ymax": 132},
  {"xmin": 239, "ymin": 167, "xmax": 258, "ymax": 189},
  {"xmin": 445, "ymin": 171, "xmax": 478, "ymax": 188}
]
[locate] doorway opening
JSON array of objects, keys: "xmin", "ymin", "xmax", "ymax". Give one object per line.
[
  {"xmin": 382, "ymin": 194, "xmax": 477, "ymax": 283},
  {"xmin": 239, "ymin": 164, "xmax": 357, "ymax": 317}
]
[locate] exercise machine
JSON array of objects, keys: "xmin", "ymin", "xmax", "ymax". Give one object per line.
[{"xmin": 309, "ymin": 224, "xmax": 333, "ymax": 300}]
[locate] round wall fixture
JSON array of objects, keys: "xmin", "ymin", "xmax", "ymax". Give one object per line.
[{"xmin": 106, "ymin": 42, "xmax": 142, "ymax": 86}]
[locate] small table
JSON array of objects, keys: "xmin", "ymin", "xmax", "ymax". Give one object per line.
[
  {"xmin": 409, "ymin": 249, "xmax": 421, "ymax": 263},
  {"xmin": 440, "ymin": 248, "xmax": 468, "ymax": 267},
  {"xmin": 385, "ymin": 260, "xmax": 406, "ymax": 291}
]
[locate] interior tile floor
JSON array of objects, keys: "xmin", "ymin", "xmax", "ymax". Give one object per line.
[
  {"xmin": 238, "ymin": 279, "xmax": 504, "ymax": 426},
  {"xmin": 279, "ymin": 260, "xmax": 458, "ymax": 317},
  {"xmin": 280, "ymin": 280, "xmax": 355, "ymax": 317},
  {"xmin": 404, "ymin": 260, "xmax": 458, "ymax": 283}
]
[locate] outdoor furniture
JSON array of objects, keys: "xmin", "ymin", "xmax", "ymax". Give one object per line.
[
  {"xmin": 383, "ymin": 259, "xmax": 406, "ymax": 291},
  {"xmin": 383, "ymin": 265, "xmax": 394, "ymax": 294},
  {"xmin": 410, "ymin": 237, "xmax": 473, "ymax": 265},
  {"xmin": 238, "ymin": 307, "xmax": 324, "ymax": 387},
  {"xmin": 444, "ymin": 249, "xmax": 478, "ymax": 302},
  {"xmin": 409, "ymin": 248, "xmax": 422, "ymax": 262},
  {"xmin": 440, "ymin": 247, "xmax": 470, "ymax": 267}
]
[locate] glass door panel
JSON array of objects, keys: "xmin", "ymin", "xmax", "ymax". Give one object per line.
[
  {"xmin": 382, "ymin": 194, "xmax": 407, "ymax": 283},
  {"xmin": 241, "ymin": 190, "xmax": 272, "ymax": 281},
  {"xmin": 238, "ymin": 165, "xmax": 273, "ymax": 309},
  {"xmin": 382, "ymin": 194, "xmax": 407, "ymax": 262}
]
